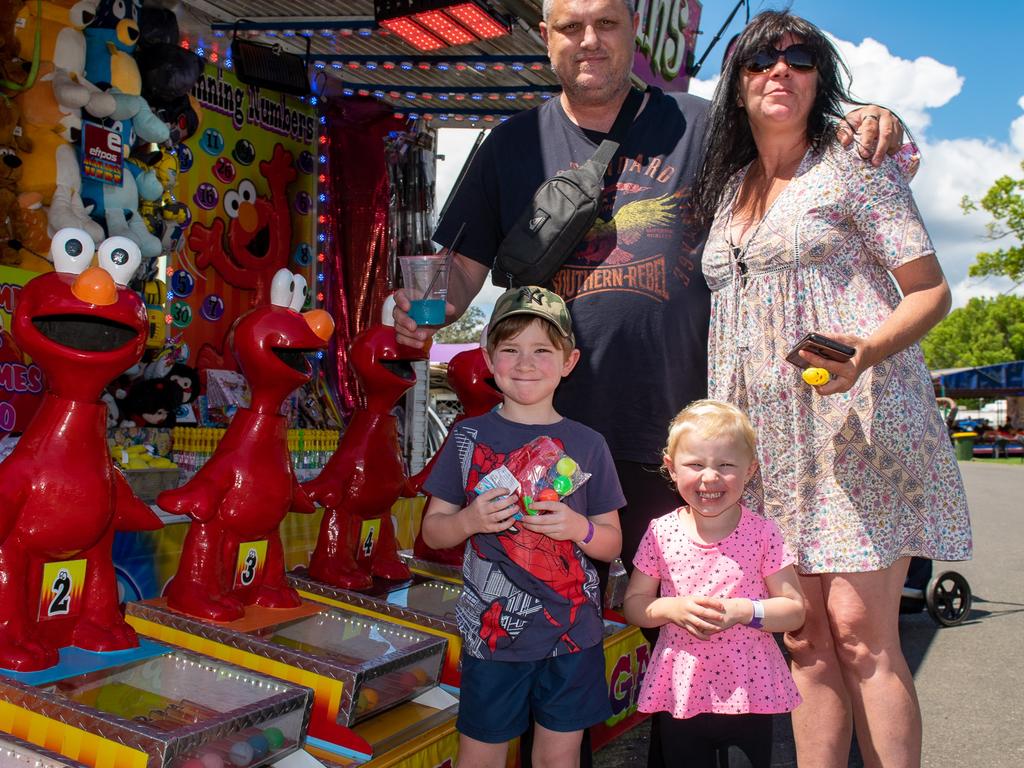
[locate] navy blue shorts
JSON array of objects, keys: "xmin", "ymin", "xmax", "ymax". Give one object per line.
[{"xmin": 457, "ymin": 644, "xmax": 611, "ymax": 743}]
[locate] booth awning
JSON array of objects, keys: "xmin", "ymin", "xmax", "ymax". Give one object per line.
[{"xmin": 932, "ymin": 361, "xmax": 1024, "ymax": 398}]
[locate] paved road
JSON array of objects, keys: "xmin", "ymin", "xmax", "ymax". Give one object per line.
[{"xmin": 594, "ymin": 460, "xmax": 1024, "ymax": 767}]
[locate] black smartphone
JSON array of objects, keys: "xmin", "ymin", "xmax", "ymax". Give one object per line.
[{"xmin": 785, "ymin": 333, "xmax": 856, "ymax": 369}]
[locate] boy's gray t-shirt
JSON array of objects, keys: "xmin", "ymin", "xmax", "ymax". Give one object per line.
[{"xmin": 424, "ymin": 410, "xmax": 625, "ymax": 661}]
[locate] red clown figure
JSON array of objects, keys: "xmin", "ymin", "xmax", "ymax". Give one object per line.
[
  {"xmin": 0, "ymin": 229, "xmax": 163, "ymax": 671},
  {"xmin": 303, "ymin": 325, "xmax": 427, "ymax": 591},
  {"xmin": 410, "ymin": 347, "xmax": 501, "ymax": 567},
  {"xmin": 158, "ymin": 270, "xmax": 334, "ymax": 622}
]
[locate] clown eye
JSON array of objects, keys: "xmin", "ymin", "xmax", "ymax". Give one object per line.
[
  {"xmin": 223, "ymin": 189, "xmax": 241, "ymax": 218},
  {"xmin": 237, "ymin": 179, "xmax": 257, "ymax": 203},
  {"xmin": 113, "ymin": 0, "xmax": 126, "ymax": 18},
  {"xmin": 270, "ymin": 268, "xmax": 293, "ymax": 307},
  {"xmin": 51, "ymin": 228, "xmax": 96, "ymax": 275},
  {"xmin": 288, "ymin": 274, "xmax": 308, "ymax": 312},
  {"xmin": 98, "ymin": 236, "xmax": 141, "ymax": 286},
  {"xmin": 269, "ymin": 269, "xmax": 308, "ymax": 311}
]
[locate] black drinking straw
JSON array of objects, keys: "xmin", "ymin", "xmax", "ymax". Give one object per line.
[{"xmin": 422, "ymin": 223, "xmax": 466, "ymax": 299}]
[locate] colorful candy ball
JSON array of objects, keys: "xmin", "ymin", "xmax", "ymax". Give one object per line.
[
  {"xmin": 263, "ymin": 728, "xmax": 285, "ymax": 750},
  {"xmin": 552, "ymin": 474, "xmax": 573, "ymax": 495},
  {"xmin": 537, "ymin": 488, "xmax": 559, "ymax": 502},
  {"xmin": 555, "ymin": 457, "xmax": 577, "ymax": 476}
]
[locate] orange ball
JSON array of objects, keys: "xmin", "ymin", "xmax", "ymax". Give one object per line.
[{"xmin": 537, "ymin": 488, "xmax": 559, "ymax": 502}]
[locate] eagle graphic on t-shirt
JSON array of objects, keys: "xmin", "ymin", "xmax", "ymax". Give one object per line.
[{"xmin": 574, "ymin": 192, "xmax": 679, "ymax": 265}]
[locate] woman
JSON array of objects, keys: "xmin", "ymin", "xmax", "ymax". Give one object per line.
[{"xmin": 694, "ymin": 11, "xmax": 971, "ymax": 768}]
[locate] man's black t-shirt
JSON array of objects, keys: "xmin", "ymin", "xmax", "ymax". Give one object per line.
[{"xmin": 435, "ymin": 88, "xmax": 711, "ymax": 464}]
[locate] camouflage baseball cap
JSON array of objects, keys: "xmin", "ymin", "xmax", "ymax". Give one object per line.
[{"xmin": 489, "ymin": 286, "xmax": 575, "ymax": 345}]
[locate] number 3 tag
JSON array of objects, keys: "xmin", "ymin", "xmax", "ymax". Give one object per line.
[
  {"xmin": 234, "ymin": 540, "xmax": 268, "ymax": 588},
  {"xmin": 38, "ymin": 559, "xmax": 88, "ymax": 621}
]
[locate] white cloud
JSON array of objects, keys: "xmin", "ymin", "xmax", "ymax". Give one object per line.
[
  {"xmin": 435, "ymin": 128, "xmax": 487, "ymax": 219},
  {"xmin": 832, "ymin": 36, "xmax": 963, "ymax": 136},
  {"xmin": 686, "ymin": 74, "xmax": 719, "ymax": 101}
]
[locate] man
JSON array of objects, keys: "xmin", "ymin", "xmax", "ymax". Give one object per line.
[{"xmin": 395, "ymin": 0, "xmax": 901, "ymax": 588}]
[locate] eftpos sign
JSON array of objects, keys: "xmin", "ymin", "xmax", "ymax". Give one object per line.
[{"xmin": 633, "ymin": 0, "xmax": 701, "ymax": 92}]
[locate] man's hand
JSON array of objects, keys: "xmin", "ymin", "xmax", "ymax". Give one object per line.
[
  {"xmin": 392, "ymin": 288, "xmax": 455, "ymax": 349},
  {"xmin": 838, "ymin": 106, "xmax": 905, "ymax": 167}
]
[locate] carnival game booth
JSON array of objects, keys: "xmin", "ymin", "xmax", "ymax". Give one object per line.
[{"xmin": 0, "ymin": 643, "xmax": 312, "ymax": 768}]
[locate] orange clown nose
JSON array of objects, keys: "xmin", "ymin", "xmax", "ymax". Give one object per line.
[{"xmin": 72, "ymin": 266, "xmax": 117, "ymax": 306}]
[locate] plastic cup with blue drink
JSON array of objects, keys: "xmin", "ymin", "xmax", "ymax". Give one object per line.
[{"xmin": 400, "ymin": 254, "xmax": 449, "ymax": 328}]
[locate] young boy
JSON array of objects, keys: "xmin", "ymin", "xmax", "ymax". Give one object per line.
[{"xmin": 422, "ymin": 286, "xmax": 624, "ymax": 768}]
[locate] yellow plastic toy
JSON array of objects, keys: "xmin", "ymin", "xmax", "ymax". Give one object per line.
[{"xmin": 802, "ymin": 367, "xmax": 830, "ymax": 386}]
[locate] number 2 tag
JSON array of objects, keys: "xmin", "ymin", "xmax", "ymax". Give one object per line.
[{"xmin": 38, "ymin": 559, "xmax": 88, "ymax": 621}]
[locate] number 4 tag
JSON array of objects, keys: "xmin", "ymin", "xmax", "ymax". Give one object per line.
[{"xmin": 359, "ymin": 519, "xmax": 382, "ymax": 560}]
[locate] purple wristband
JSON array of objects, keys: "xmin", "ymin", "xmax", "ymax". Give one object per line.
[{"xmin": 580, "ymin": 518, "xmax": 595, "ymax": 545}]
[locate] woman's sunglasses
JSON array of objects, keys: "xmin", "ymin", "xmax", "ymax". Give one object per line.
[{"xmin": 743, "ymin": 44, "xmax": 817, "ymax": 73}]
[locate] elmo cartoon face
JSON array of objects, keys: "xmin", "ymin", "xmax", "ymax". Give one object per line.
[
  {"xmin": 13, "ymin": 229, "xmax": 147, "ymax": 401},
  {"xmin": 223, "ymin": 179, "xmax": 277, "ymax": 268}
]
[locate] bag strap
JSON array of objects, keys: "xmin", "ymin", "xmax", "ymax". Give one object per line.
[{"xmin": 588, "ymin": 86, "xmax": 646, "ymax": 169}]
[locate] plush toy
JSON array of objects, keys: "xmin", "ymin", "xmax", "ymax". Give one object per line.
[
  {"xmin": 19, "ymin": 122, "xmax": 104, "ymax": 241},
  {"xmin": 13, "ymin": 1, "xmax": 117, "ymax": 119},
  {"xmin": 13, "ymin": 64, "xmax": 84, "ymax": 233},
  {"xmin": 135, "ymin": 6, "xmax": 203, "ymax": 144},
  {"xmin": 0, "ymin": 99, "xmax": 31, "ymax": 155},
  {"xmin": 82, "ymin": 0, "xmax": 168, "ymax": 144},
  {"xmin": 120, "ymin": 377, "xmax": 183, "ymax": 427},
  {"xmin": 1, "ymin": 192, "xmax": 54, "ymax": 272},
  {"xmin": 0, "ymin": 146, "xmax": 23, "ymax": 266},
  {"xmin": 129, "ymin": 142, "xmax": 184, "ymax": 265},
  {"xmin": 79, "ymin": 115, "xmax": 162, "ymax": 262}
]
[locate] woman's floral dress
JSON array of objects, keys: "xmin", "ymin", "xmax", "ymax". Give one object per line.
[{"xmin": 703, "ymin": 140, "xmax": 972, "ymax": 573}]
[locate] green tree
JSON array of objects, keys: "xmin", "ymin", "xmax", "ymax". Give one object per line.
[
  {"xmin": 434, "ymin": 306, "xmax": 486, "ymax": 343},
  {"xmin": 960, "ymin": 160, "xmax": 1024, "ymax": 285},
  {"xmin": 921, "ymin": 294, "xmax": 1024, "ymax": 368}
]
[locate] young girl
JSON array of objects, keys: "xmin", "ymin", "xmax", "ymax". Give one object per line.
[{"xmin": 623, "ymin": 400, "xmax": 805, "ymax": 767}]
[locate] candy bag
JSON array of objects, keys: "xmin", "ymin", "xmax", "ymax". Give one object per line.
[{"xmin": 505, "ymin": 436, "xmax": 590, "ymax": 515}]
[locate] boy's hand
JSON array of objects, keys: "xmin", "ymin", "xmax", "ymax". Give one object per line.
[
  {"xmin": 463, "ymin": 487, "xmax": 519, "ymax": 535},
  {"xmin": 517, "ymin": 500, "xmax": 587, "ymax": 541},
  {"xmin": 657, "ymin": 595, "xmax": 726, "ymax": 640}
]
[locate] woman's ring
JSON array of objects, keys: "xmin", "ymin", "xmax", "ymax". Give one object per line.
[{"xmin": 862, "ymin": 114, "xmax": 880, "ymax": 122}]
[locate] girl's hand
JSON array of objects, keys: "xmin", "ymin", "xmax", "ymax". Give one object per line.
[
  {"xmin": 659, "ymin": 595, "xmax": 726, "ymax": 640},
  {"xmin": 517, "ymin": 500, "xmax": 588, "ymax": 542},
  {"xmin": 798, "ymin": 332, "xmax": 872, "ymax": 396},
  {"xmin": 718, "ymin": 598, "xmax": 756, "ymax": 631},
  {"xmin": 463, "ymin": 488, "xmax": 519, "ymax": 535}
]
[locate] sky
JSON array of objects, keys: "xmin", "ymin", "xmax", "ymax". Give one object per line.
[{"xmin": 434, "ymin": 0, "xmax": 1024, "ymax": 313}]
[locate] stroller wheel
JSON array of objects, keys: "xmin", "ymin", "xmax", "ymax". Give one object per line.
[{"xmin": 925, "ymin": 571, "xmax": 972, "ymax": 626}]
